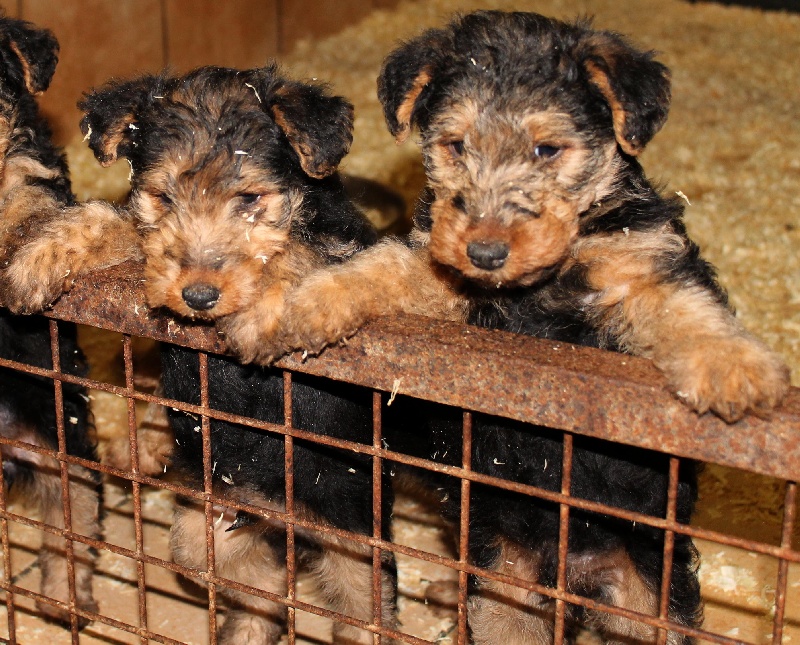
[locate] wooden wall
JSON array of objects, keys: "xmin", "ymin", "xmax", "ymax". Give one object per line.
[{"xmin": 2, "ymin": 0, "xmax": 398, "ymax": 143}]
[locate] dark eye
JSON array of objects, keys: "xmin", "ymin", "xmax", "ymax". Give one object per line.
[
  {"xmin": 153, "ymin": 192, "xmax": 173, "ymax": 208},
  {"xmin": 447, "ymin": 140, "xmax": 465, "ymax": 158},
  {"xmin": 238, "ymin": 193, "xmax": 262, "ymax": 206},
  {"xmin": 534, "ymin": 144, "xmax": 561, "ymax": 160}
]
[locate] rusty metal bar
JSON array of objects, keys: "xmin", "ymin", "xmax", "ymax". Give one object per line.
[
  {"xmin": 43, "ymin": 264, "xmax": 800, "ymax": 483},
  {"xmin": 553, "ymin": 432, "xmax": 573, "ymax": 643},
  {"xmin": 657, "ymin": 457, "xmax": 680, "ymax": 645},
  {"xmin": 123, "ymin": 334, "xmax": 150, "ymax": 645},
  {"xmin": 372, "ymin": 390, "xmax": 384, "ymax": 644},
  {"xmin": 0, "ymin": 404, "xmax": 15, "ymax": 643},
  {"xmin": 772, "ymin": 480, "xmax": 797, "ymax": 645},
  {"xmin": 284, "ymin": 370, "xmax": 297, "ymax": 645},
  {"xmin": 49, "ymin": 319, "xmax": 80, "ymax": 643},
  {"xmin": 457, "ymin": 411, "xmax": 472, "ymax": 645},
  {"xmin": 198, "ymin": 352, "xmax": 219, "ymax": 643}
]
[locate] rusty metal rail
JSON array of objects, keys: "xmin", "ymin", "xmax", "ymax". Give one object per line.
[{"xmin": 45, "ymin": 261, "xmax": 800, "ymax": 483}]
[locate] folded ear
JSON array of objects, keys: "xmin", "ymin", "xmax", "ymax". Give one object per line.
[
  {"xmin": 267, "ymin": 77, "xmax": 354, "ymax": 179},
  {"xmin": 78, "ymin": 76, "xmax": 162, "ymax": 166},
  {"xmin": 582, "ymin": 31, "xmax": 671, "ymax": 156},
  {"xmin": 378, "ymin": 30, "xmax": 450, "ymax": 144},
  {"xmin": 0, "ymin": 18, "xmax": 59, "ymax": 95}
]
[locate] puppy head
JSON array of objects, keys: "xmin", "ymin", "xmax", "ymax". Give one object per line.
[
  {"xmin": 0, "ymin": 15, "xmax": 59, "ymax": 100},
  {"xmin": 79, "ymin": 64, "xmax": 355, "ymax": 320},
  {"xmin": 378, "ymin": 11, "xmax": 670, "ymax": 287}
]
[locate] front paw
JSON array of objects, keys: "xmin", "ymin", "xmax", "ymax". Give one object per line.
[
  {"xmin": 2, "ymin": 240, "xmax": 80, "ymax": 313},
  {"xmin": 218, "ymin": 310, "xmax": 288, "ymax": 365},
  {"xmin": 280, "ymin": 274, "xmax": 366, "ymax": 355},
  {"xmin": 662, "ymin": 335, "xmax": 790, "ymax": 422}
]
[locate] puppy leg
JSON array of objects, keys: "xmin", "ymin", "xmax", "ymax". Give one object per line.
[
  {"xmin": 102, "ymin": 398, "xmax": 173, "ymax": 477},
  {"xmin": 576, "ymin": 230, "xmax": 790, "ymax": 421},
  {"xmin": 280, "ymin": 239, "xmax": 469, "ymax": 356},
  {"xmin": 2, "ymin": 200, "xmax": 141, "ymax": 313},
  {"xmin": 171, "ymin": 500, "xmax": 288, "ymax": 645},
  {"xmin": 309, "ymin": 533, "xmax": 397, "ymax": 645},
  {"xmin": 469, "ymin": 540, "xmax": 554, "ymax": 645},
  {"xmin": 36, "ymin": 461, "xmax": 100, "ymax": 625}
]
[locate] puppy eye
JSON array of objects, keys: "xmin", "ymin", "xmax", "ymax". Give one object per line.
[
  {"xmin": 447, "ymin": 140, "xmax": 465, "ymax": 158},
  {"xmin": 153, "ymin": 192, "xmax": 174, "ymax": 208},
  {"xmin": 534, "ymin": 144, "xmax": 561, "ymax": 160},
  {"xmin": 237, "ymin": 193, "xmax": 263, "ymax": 206}
]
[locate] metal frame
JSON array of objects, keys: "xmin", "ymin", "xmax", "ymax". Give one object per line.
[{"xmin": 0, "ymin": 262, "xmax": 798, "ymax": 644}]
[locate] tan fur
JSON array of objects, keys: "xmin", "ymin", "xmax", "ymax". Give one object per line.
[
  {"xmin": 8, "ymin": 41, "xmax": 39, "ymax": 95},
  {"xmin": 279, "ymin": 239, "xmax": 469, "ymax": 356},
  {"xmin": 26, "ymin": 457, "xmax": 100, "ymax": 624},
  {"xmin": 574, "ymin": 229, "xmax": 790, "ymax": 421},
  {"xmin": 584, "ymin": 61, "xmax": 638, "ymax": 156},
  {"xmin": 394, "ymin": 69, "xmax": 431, "ymax": 143},
  {"xmin": 575, "ymin": 548, "xmax": 686, "ymax": 645},
  {"xmin": 309, "ymin": 532, "xmax": 397, "ymax": 644},
  {"xmin": 101, "ymin": 397, "xmax": 173, "ymax": 477},
  {"xmin": 468, "ymin": 540, "xmax": 553, "ymax": 645}
]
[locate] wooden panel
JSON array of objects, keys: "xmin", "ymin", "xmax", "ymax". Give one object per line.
[
  {"xmin": 278, "ymin": 0, "xmax": 372, "ymax": 53},
  {"xmin": 165, "ymin": 0, "xmax": 279, "ymax": 73},
  {"xmin": 21, "ymin": 0, "xmax": 163, "ymax": 144},
  {"xmin": 2, "ymin": 1, "xmax": 22, "ymax": 17},
  {"xmin": 372, "ymin": 0, "xmax": 400, "ymax": 8}
]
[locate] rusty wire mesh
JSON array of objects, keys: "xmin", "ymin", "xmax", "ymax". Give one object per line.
[{"xmin": 0, "ymin": 262, "xmax": 798, "ymax": 644}]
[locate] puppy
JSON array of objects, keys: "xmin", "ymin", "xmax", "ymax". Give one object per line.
[
  {"xmin": 251, "ymin": 11, "xmax": 791, "ymax": 643},
  {"xmin": 0, "ymin": 14, "xmax": 100, "ymax": 626},
  {"xmin": 72, "ymin": 65, "xmax": 392, "ymax": 644}
]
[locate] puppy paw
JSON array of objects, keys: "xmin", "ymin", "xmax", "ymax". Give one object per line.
[
  {"xmin": 2, "ymin": 239, "xmax": 80, "ymax": 313},
  {"xmin": 36, "ymin": 594, "xmax": 98, "ymax": 629},
  {"xmin": 662, "ymin": 335, "xmax": 790, "ymax": 422},
  {"xmin": 218, "ymin": 308, "xmax": 287, "ymax": 365},
  {"xmin": 281, "ymin": 273, "xmax": 367, "ymax": 354}
]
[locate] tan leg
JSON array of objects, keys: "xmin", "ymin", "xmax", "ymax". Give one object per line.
[
  {"xmin": 309, "ymin": 533, "xmax": 397, "ymax": 645},
  {"xmin": 577, "ymin": 550, "xmax": 676, "ymax": 645},
  {"xmin": 575, "ymin": 229, "xmax": 790, "ymax": 421},
  {"xmin": 468, "ymin": 541, "xmax": 553, "ymax": 645},
  {"xmin": 102, "ymin": 398, "xmax": 173, "ymax": 477},
  {"xmin": 35, "ymin": 461, "xmax": 100, "ymax": 625},
  {"xmin": 280, "ymin": 239, "xmax": 469, "ymax": 356},
  {"xmin": 171, "ymin": 501, "xmax": 287, "ymax": 645}
]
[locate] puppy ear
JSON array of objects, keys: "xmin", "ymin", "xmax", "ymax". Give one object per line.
[
  {"xmin": 0, "ymin": 18, "xmax": 59, "ymax": 95},
  {"xmin": 78, "ymin": 76, "xmax": 162, "ymax": 166},
  {"xmin": 378, "ymin": 31, "xmax": 445, "ymax": 144},
  {"xmin": 582, "ymin": 32, "xmax": 671, "ymax": 156},
  {"xmin": 268, "ymin": 78, "xmax": 354, "ymax": 179}
]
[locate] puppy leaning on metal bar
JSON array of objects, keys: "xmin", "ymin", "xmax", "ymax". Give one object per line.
[
  {"xmin": 239, "ymin": 11, "xmax": 791, "ymax": 644},
  {"xmin": 4, "ymin": 63, "xmax": 397, "ymax": 644},
  {"xmin": 0, "ymin": 14, "xmax": 100, "ymax": 628}
]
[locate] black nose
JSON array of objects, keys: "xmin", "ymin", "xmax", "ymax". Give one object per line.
[
  {"xmin": 466, "ymin": 241, "xmax": 509, "ymax": 270},
  {"xmin": 182, "ymin": 284, "xmax": 221, "ymax": 310}
]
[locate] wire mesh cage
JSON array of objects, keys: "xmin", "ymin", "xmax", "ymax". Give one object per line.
[{"xmin": 0, "ymin": 262, "xmax": 798, "ymax": 644}]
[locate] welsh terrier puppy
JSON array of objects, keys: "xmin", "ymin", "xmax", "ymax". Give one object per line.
[
  {"xmin": 0, "ymin": 15, "xmax": 100, "ymax": 625},
  {"xmin": 254, "ymin": 11, "xmax": 791, "ymax": 643},
  {"xmin": 9, "ymin": 64, "xmax": 391, "ymax": 644}
]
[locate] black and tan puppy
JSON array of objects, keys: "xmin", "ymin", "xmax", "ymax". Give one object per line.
[
  {"xmin": 66, "ymin": 65, "xmax": 388, "ymax": 644},
  {"xmin": 253, "ymin": 11, "xmax": 791, "ymax": 643},
  {"xmin": 0, "ymin": 14, "xmax": 100, "ymax": 626}
]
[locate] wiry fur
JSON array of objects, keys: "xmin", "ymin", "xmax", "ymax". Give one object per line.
[
  {"xmin": 0, "ymin": 13, "xmax": 100, "ymax": 626},
  {"xmin": 245, "ymin": 11, "xmax": 792, "ymax": 643},
  {"xmin": 73, "ymin": 65, "xmax": 391, "ymax": 644}
]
